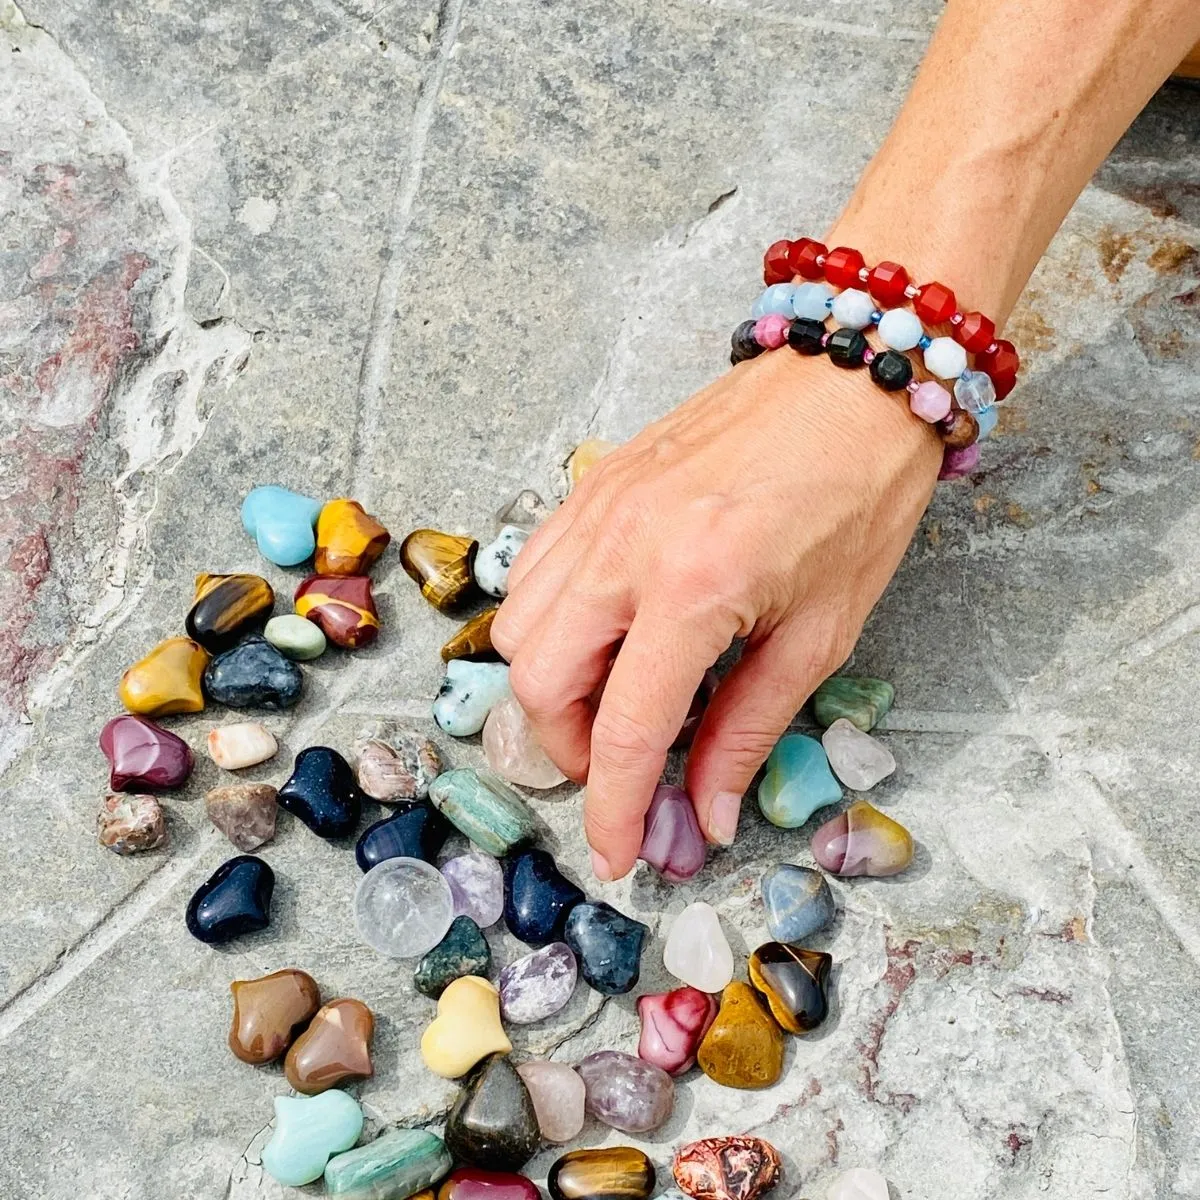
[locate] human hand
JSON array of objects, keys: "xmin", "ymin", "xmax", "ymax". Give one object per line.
[{"xmin": 491, "ymin": 346, "xmax": 941, "ymax": 880}]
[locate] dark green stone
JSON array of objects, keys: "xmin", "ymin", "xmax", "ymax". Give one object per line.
[
  {"xmin": 414, "ymin": 916, "xmax": 491, "ymax": 999},
  {"xmin": 812, "ymin": 675, "xmax": 894, "ymax": 732},
  {"xmin": 444, "ymin": 1054, "xmax": 539, "ymax": 1171}
]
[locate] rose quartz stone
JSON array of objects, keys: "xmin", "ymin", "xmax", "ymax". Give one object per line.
[
  {"xmin": 482, "ymin": 696, "xmax": 566, "ymax": 789},
  {"xmin": 752, "ymin": 313, "xmax": 790, "ymax": 350},
  {"xmin": 516, "ymin": 1060, "xmax": 586, "ymax": 1143},
  {"xmin": 637, "ymin": 986, "xmax": 718, "ymax": 1075},
  {"xmin": 909, "ymin": 380, "xmax": 952, "ymax": 423}
]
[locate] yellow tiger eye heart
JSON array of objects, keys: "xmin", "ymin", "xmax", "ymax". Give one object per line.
[
  {"xmin": 420, "ymin": 976, "xmax": 511, "ymax": 1079},
  {"xmin": 118, "ymin": 637, "xmax": 209, "ymax": 717}
]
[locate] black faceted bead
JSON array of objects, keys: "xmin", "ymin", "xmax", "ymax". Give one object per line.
[
  {"xmin": 787, "ymin": 317, "xmax": 827, "ymax": 355},
  {"xmin": 868, "ymin": 349, "xmax": 914, "ymax": 391},
  {"xmin": 730, "ymin": 320, "xmax": 763, "ymax": 365},
  {"xmin": 826, "ymin": 327, "xmax": 869, "ymax": 367}
]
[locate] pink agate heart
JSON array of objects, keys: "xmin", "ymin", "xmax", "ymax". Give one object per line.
[
  {"xmin": 638, "ymin": 784, "xmax": 707, "ymax": 883},
  {"xmin": 100, "ymin": 714, "xmax": 193, "ymax": 791},
  {"xmin": 636, "ymin": 986, "xmax": 718, "ymax": 1076}
]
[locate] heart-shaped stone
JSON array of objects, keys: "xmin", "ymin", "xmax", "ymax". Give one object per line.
[
  {"xmin": 748, "ymin": 942, "xmax": 832, "ymax": 1034},
  {"xmin": 433, "ymin": 661, "xmax": 512, "ymax": 737},
  {"xmin": 264, "ymin": 612, "xmax": 327, "ymax": 660},
  {"xmin": 185, "ymin": 572, "xmax": 274, "ymax": 653},
  {"xmin": 415, "ymin": 916, "xmax": 492, "ymax": 999},
  {"xmin": 494, "ymin": 489, "xmax": 551, "ymax": 532},
  {"xmin": 759, "ymin": 864, "xmax": 835, "ymax": 943},
  {"xmin": 261, "ymin": 1089, "xmax": 363, "ymax": 1187},
  {"xmin": 278, "ymin": 746, "xmax": 364, "ymax": 839},
  {"xmin": 442, "ymin": 607, "xmax": 500, "ymax": 662},
  {"xmin": 355, "ymin": 801, "xmax": 452, "ymax": 872},
  {"xmin": 97, "ymin": 793, "xmax": 168, "ymax": 854},
  {"xmin": 811, "ymin": 799, "xmax": 913, "ymax": 877},
  {"xmin": 564, "ymin": 901, "xmax": 647, "ymax": 995},
  {"xmin": 502, "ymin": 849, "xmax": 584, "ymax": 945},
  {"xmin": 99, "ymin": 714, "xmax": 193, "ymax": 790},
  {"xmin": 355, "ymin": 857, "xmax": 455, "ymax": 958},
  {"xmin": 636, "ymin": 986, "xmax": 719, "ymax": 1076},
  {"xmin": 821, "ymin": 718, "xmax": 896, "ymax": 791},
  {"xmin": 812, "ymin": 674, "xmax": 894, "ymax": 732},
  {"xmin": 576, "ymin": 1050, "xmax": 675, "ymax": 1134},
  {"xmin": 696, "ymin": 982, "xmax": 784, "ymax": 1090},
  {"xmin": 185, "ymin": 854, "xmax": 274, "ymax": 944},
  {"xmin": 638, "ymin": 784, "xmax": 706, "ymax": 883},
  {"xmin": 499, "ymin": 941, "xmax": 577, "ymax": 1024},
  {"xmin": 429, "ymin": 769, "xmax": 537, "ymax": 857},
  {"xmin": 516, "ymin": 1062, "xmax": 586, "ymax": 1143},
  {"xmin": 355, "ymin": 720, "xmax": 442, "ymax": 802},
  {"xmin": 207, "ymin": 720, "xmax": 278, "ymax": 770},
  {"xmin": 227, "ymin": 968, "xmax": 320, "ymax": 1064},
  {"xmin": 294, "ymin": 574, "xmax": 380, "ymax": 649},
  {"xmin": 756, "ymin": 733, "xmax": 842, "ymax": 829},
  {"xmin": 671, "ymin": 1136, "xmax": 782, "ymax": 1200},
  {"xmin": 548, "ymin": 1148, "xmax": 655, "ymax": 1200},
  {"xmin": 315, "ymin": 497, "xmax": 391, "ymax": 576},
  {"xmin": 421, "ymin": 976, "xmax": 511, "ymax": 1079},
  {"xmin": 439, "ymin": 1166, "xmax": 541, "ymax": 1200},
  {"xmin": 205, "ymin": 783, "xmax": 278, "ymax": 852},
  {"xmin": 482, "ymin": 697, "xmax": 566, "ymax": 789},
  {"xmin": 663, "ymin": 901, "xmax": 733, "ymax": 993},
  {"xmin": 325, "ymin": 1128, "xmax": 451, "ymax": 1198},
  {"xmin": 441, "ymin": 850, "xmax": 505, "ymax": 928},
  {"xmin": 204, "ymin": 634, "xmax": 303, "ymax": 710},
  {"xmin": 284, "ymin": 997, "xmax": 375, "ymax": 1094},
  {"xmin": 241, "ymin": 484, "xmax": 322, "ymax": 568},
  {"xmin": 826, "ymin": 1168, "xmax": 890, "ymax": 1200},
  {"xmin": 474, "ymin": 526, "xmax": 529, "ymax": 599},
  {"xmin": 444, "ymin": 1053, "xmax": 539, "ymax": 1171},
  {"xmin": 118, "ymin": 636, "xmax": 209, "ymax": 717},
  {"xmin": 400, "ymin": 529, "xmax": 479, "ymax": 611}
]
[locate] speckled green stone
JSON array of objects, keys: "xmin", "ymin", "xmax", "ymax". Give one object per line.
[
  {"xmin": 415, "ymin": 915, "xmax": 491, "ymax": 998},
  {"xmin": 428, "ymin": 769, "xmax": 537, "ymax": 857},
  {"xmin": 264, "ymin": 613, "xmax": 327, "ymax": 661},
  {"xmin": 324, "ymin": 1128, "xmax": 451, "ymax": 1199},
  {"xmin": 812, "ymin": 675, "xmax": 894, "ymax": 732}
]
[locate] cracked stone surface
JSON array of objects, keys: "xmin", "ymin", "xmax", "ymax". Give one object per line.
[{"xmin": 2, "ymin": 1, "xmax": 1199, "ymax": 1196}]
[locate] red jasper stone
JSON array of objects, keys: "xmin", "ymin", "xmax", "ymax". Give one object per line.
[
  {"xmin": 822, "ymin": 246, "xmax": 865, "ymax": 289},
  {"xmin": 914, "ymin": 280, "xmax": 957, "ymax": 325},
  {"xmin": 438, "ymin": 1168, "xmax": 541, "ymax": 1200},
  {"xmin": 672, "ymin": 1136, "xmax": 782, "ymax": 1200},
  {"xmin": 955, "ymin": 311, "xmax": 996, "ymax": 353},
  {"xmin": 977, "ymin": 338, "xmax": 1020, "ymax": 398},
  {"xmin": 791, "ymin": 237, "xmax": 827, "ymax": 280},
  {"xmin": 866, "ymin": 260, "xmax": 909, "ymax": 307},
  {"xmin": 762, "ymin": 240, "xmax": 796, "ymax": 285},
  {"xmin": 294, "ymin": 575, "xmax": 380, "ymax": 649},
  {"xmin": 99, "ymin": 714, "xmax": 193, "ymax": 791},
  {"xmin": 637, "ymin": 986, "xmax": 719, "ymax": 1075}
]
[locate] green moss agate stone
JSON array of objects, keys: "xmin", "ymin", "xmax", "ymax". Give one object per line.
[
  {"xmin": 415, "ymin": 915, "xmax": 492, "ymax": 998},
  {"xmin": 261, "ymin": 1090, "xmax": 363, "ymax": 1187},
  {"xmin": 324, "ymin": 1128, "xmax": 452, "ymax": 1199},
  {"xmin": 757, "ymin": 734, "xmax": 842, "ymax": 829},
  {"xmin": 812, "ymin": 675, "xmax": 894, "ymax": 732},
  {"xmin": 428, "ymin": 769, "xmax": 537, "ymax": 857}
]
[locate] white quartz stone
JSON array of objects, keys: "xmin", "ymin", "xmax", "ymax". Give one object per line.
[
  {"xmin": 923, "ymin": 335, "xmax": 968, "ymax": 379},
  {"xmin": 662, "ymin": 901, "xmax": 733, "ymax": 992},
  {"xmin": 830, "ymin": 288, "xmax": 876, "ymax": 330},
  {"xmin": 826, "ymin": 1167, "xmax": 890, "ymax": 1200},
  {"xmin": 207, "ymin": 721, "xmax": 278, "ymax": 770},
  {"xmin": 821, "ymin": 718, "xmax": 896, "ymax": 791}
]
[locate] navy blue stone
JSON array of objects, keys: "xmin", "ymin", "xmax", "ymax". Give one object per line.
[
  {"xmin": 203, "ymin": 634, "xmax": 302, "ymax": 709},
  {"xmin": 278, "ymin": 746, "xmax": 363, "ymax": 839},
  {"xmin": 355, "ymin": 801, "xmax": 452, "ymax": 872},
  {"xmin": 563, "ymin": 901, "xmax": 648, "ymax": 995},
  {"xmin": 185, "ymin": 855, "xmax": 274, "ymax": 944},
  {"xmin": 503, "ymin": 849, "xmax": 585, "ymax": 946}
]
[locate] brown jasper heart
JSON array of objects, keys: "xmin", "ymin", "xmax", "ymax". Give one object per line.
[
  {"xmin": 284, "ymin": 997, "xmax": 375, "ymax": 1094},
  {"xmin": 441, "ymin": 608, "xmax": 499, "ymax": 662},
  {"xmin": 315, "ymin": 498, "xmax": 391, "ymax": 576},
  {"xmin": 228, "ymin": 968, "xmax": 320, "ymax": 1064},
  {"xmin": 400, "ymin": 530, "xmax": 478, "ymax": 611}
]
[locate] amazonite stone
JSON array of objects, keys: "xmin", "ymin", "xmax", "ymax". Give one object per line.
[
  {"xmin": 241, "ymin": 485, "xmax": 322, "ymax": 567},
  {"xmin": 757, "ymin": 733, "xmax": 841, "ymax": 828},
  {"xmin": 433, "ymin": 660, "xmax": 512, "ymax": 737},
  {"xmin": 264, "ymin": 613, "xmax": 327, "ymax": 660},
  {"xmin": 324, "ymin": 1128, "xmax": 452, "ymax": 1199},
  {"xmin": 261, "ymin": 1090, "xmax": 363, "ymax": 1187},
  {"xmin": 428, "ymin": 768, "xmax": 537, "ymax": 856},
  {"xmin": 812, "ymin": 675, "xmax": 894, "ymax": 731}
]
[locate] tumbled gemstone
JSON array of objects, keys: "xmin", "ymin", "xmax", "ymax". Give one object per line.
[
  {"xmin": 909, "ymin": 380, "xmax": 952, "ymax": 423},
  {"xmin": 938, "ymin": 442, "xmax": 982, "ymax": 480},
  {"xmin": 185, "ymin": 855, "xmax": 274, "ymax": 944},
  {"xmin": 865, "ymin": 261, "xmax": 909, "ymax": 307},
  {"xmin": 730, "ymin": 319, "xmax": 764, "ymax": 366},
  {"xmin": 325, "ymin": 1129, "xmax": 451, "ymax": 1199},
  {"xmin": 826, "ymin": 1168, "xmax": 890, "ymax": 1200},
  {"xmin": 503, "ymin": 849, "xmax": 585, "ymax": 945},
  {"xmin": 294, "ymin": 574, "xmax": 380, "ymax": 649},
  {"xmin": 442, "ymin": 849, "xmax": 506, "ymax": 927},
  {"xmin": 442, "ymin": 608, "xmax": 500, "ymax": 663},
  {"xmin": 913, "ymin": 281, "xmax": 956, "ymax": 324},
  {"xmin": 261, "ymin": 1090, "xmax": 362, "ymax": 1188},
  {"xmin": 638, "ymin": 783, "xmax": 706, "ymax": 883},
  {"xmin": 97, "ymin": 792, "xmax": 167, "ymax": 854},
  {"xmin": 748, "ymin": 942, "xmax": 832, "ymax": 1034},
  {"xmin": 761, "ymin": 239, "xmax": 796, "ymax": 285},
  {"xmin": 568, "ymin": 439, "xmax": 619, "ymax": 488},
  {"xmin": 483, "ymin": 696, "xmax": 566, "ymax": 789},
  {"xmin": 977, "ymin": 339, "xmax": 1019, "ymax": 397},
  {"xmin": 438, "ymin": 1167, "xmax": 541, "ymax": 1200},
  {"xmin": 494, "ymin": 489, "xmax": 551, "ymax": 532},
  {"xmin": 750, "ymin": 284, "xmax": 797, "ymax": 320},
  {"xmin": 415, "ymin": 915, "xmax": 492, "ymax": 999},
  {"xmin": 99, "ymin": 714, "xmax": 193, "ymax": 791},
  {"xmin": 564, "ymin": 902, "xmax": 648, "ymax": 995},
  {"xmin": 428, "ymin": 768, "xmax": 537, "ymax": 857},
  {"xmin": 422, "ymin": 978, "xmax": 512, "ymax": 1079},
  {"xmin": 636, "ymin": 986, "xmax": 718, "ymax": 1076},
  {"xmin": 264, "ymin": 612, "xmax": 327, "ymax": 660},
  {"xmin": 204, "ymin": 634, "xmax": 303, "ymax": 709},
  {"xmin": 576, "ymin": 1050, "xmax": 675, "ymax": 1134},
  {"xmin": 279, "ymin": 746, "xmax": 364, "ymax": 839},
  {"xmin": 118, "ymin": 637, "xmax": 209, "ymax": 717},
  {"xmin": 954, "ymin": 310, "xmax": 995, "ymax": 353},
  {"xmin": 956, "ymin": 370, "xmax": 1000, "ymax": 418},
  {"xmin": 821, "ymin": 718, "xmax": 896, "ymax": 790},
  {"xmin": 355, "ymin": 721, "xmax": 443, "ymax": 803},
  {"xmin": 868, "ymin": 349, "xmax": 913, "ymax": 391},
  {"xmin": 757, "ymin": 733, "xmax": 842, "ymax": 828},
  {"xmin": 791, "ymin": 238, "xmax": 827, "ymax": 280},
  {"xmin": 826, "ymin": 327, "xmax": 869, "ymax": 367},
  {"xmin": 696, "ymin": 982, "xmax": 784, "ymax": 1090},
  {"xmin": 205, "ymin": 783, "xmax": 278, "ymax": 852},
  {"xmin": 760, "ymin": 864, "xmax": 835, "ymax": 943},
  {"xmin": 786, "ymin": 317, "xmax": 826, "ymax": 355},
  {"xmin": 356, "ymin": 801, "xmax": 451, "ymax": 871},
  {"xmin": 812, "ymin": 675, "xmax": 894, "ymax": 731},
  {"xmin": 924, "ymin": 336, "xmax": 968, "ymax": 380},
  {"xmin": 516, "ymin": 1062, "xmax": 586, "ymax": 1143},
  {"xmin": 241, "ymin": 485, "xmax": 322, "ymax": 568},
  {"xmin": 830, "ymin": 288, "xmax": 875, "ymax": 330},
  {"xmin": 228, "ymin": 968, "xmax": 320, "ymax": 1064},
  {"xmin": 207, "ymin": 720, "xmax": 278, "ymax": 770},
  {"xmin": 663, "ymin": 901, "xmax": 733, "ymax": 992},
  {"xmin": 822, "ymin": 246, "xmax": 865, "ymax": 289},
  {"xmin": 941, "ymin": 408, "xmax": 980, "ymax": 450},
  {"xmin": 400, "ymin": 529, "xmax": 479, "ymax": 611},
  {"xmin": 811, "ymin": 800, "xmax": 914, "ymax": 877},
  {"xmin": 284, "ymin": 997, "xmax": 374, "ymax": 1094},
  {"xmin": 355, "ymin": 857, "xmax": 455, "ymax": 958},
  {"xmin": 548, "ymin": 1148, "xmax": 656, "ymax": 1200},
  {"xmin": 877, "ymin": 307, "xmax": 923, "ymax": 352},
  {"xmin": 790, "ymin": 282, "xmax": 834, "ymax": 322},
  {"xmin": 443, "ymin": 1053, "xmax": 539, "ymax": 1170},
  {"xmin": 314, "ymin": 498, "xmax": 390, "ymax": 576},
  {"xmin": 185, "ymin": 572, "xmax": 274, "ymax": 653},
  {"xmin": 476, "ymin": 526, "xmax": 529, "ymax": 599},
  {"xmin": 499, "ymin": 941, "xmax": 578, "ymax": 1024},
  {"xmin": 434, "ymin": 661, "xmax": 512, "ymax": 737},
  {"xmin": 672, "ymin": 1137, "xmax": 782, "ymax": 1200}
]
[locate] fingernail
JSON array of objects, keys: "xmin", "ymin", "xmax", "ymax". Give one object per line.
[
  {"xmin": 590, "ymin": 848, "xmax": 613, "ymax": 882},
  {"xmin": 707, "ymin": 790, "xmax": 742, "ymax": 846}
]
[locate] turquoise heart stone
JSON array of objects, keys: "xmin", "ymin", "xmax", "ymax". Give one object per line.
[
  {"xmin": 325, "ymin": 1128, "xmax": 452, "ymax": 1198},
  {"xmin": 261, "ymin": 1090, "xmax": 363, "ymax": 1187},
  {"xmin": 241, "ymin": 485, "xmax": 322, "ymax": 567},
  {"xmin": 812, "ymin": 675, "xmax": 894, "ymax": 732},
  {"xmin": 757, "ymin": 733, "xmax": 842, "ymax": 829}
]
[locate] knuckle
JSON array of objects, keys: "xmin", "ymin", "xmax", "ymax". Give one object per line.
[
  {"xmin": 507, "ymin": 653, "xmax": 558, "ymax": 717},
  {"xmin": 591, "ymin": 706, "xmax": 666, "ymax": 771}
]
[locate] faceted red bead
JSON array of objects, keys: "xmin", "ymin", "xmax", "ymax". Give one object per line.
[
  {"xmin": 792, "ymin": 238, "xmax": 827, "ymax": 280},
  {"xmin": 992, "ymin": 374, "xmax": 1016, "ymax": 401},
  {"xmin": 763, "ymin": 240, "xmax": 796, "ymax": 285},
  {"xmin": 866, "ymin": 260, "xmax": 910, "ymax": 307},
  {"xmin": 823, "ymin": 246, "xmax": 865, "ymax": 289},
  {"xmin": 914, "ymin": 281, "xmax": 957, "ymax": 325},
  {"xmin": 977, "ymin": 338, "xmax": 1019, "ymax": 382},
  {"xmin": 955, "ymin": 311, "xmax": 996, "ymax": 353}
]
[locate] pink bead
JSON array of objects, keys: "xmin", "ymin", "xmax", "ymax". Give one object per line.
[
  {"xmin": 637, "ymin": 987, "xmax": 719, "ymax": 1076},
  {"xmin": 938, "ymin": 442, "xmax": 981, "ymax": 480},
  {"xmin": 753, "ymin": 314, "xmax": 790, "ymax": 350},
  {"xmin": 910, "ymin": 381, "xmax": 952, "ymax": 423}
]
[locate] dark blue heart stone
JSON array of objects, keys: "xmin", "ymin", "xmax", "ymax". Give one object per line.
[
  {"xmin": 503, "ymin": 848, "xmax": 585, "ymax": 945},
  {"xmin": 185, "ymin": 854, "xmax": 274, "ymax": 944},
  {"xmin": 278, "ymin": 746, "xmax": 363, "ymax": 839},
  {"xmin": 563, "ymin": 900, "xmax": 648, "ymax": 995},
  {"xmin": 203, "ymin": 634, "xmax": 303, "ymax": 709},
  {"xmin": 355, "ymin": 801, "xmax": 453, "ymax": 872}
]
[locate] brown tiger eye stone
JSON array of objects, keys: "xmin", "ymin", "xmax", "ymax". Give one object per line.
[
  {"xmin": 294, "ymin": 575, "xmax": 380, "ymax": 649},
  {"xmin": 315, "ymin": 498, "xmax": 391, "ymax": 576},
  {"xmin": 941, "ymin": 408, "xmax": 979, "ymax": 450},
  {"xmin": 185, "ymin": 572, "xmax": 275, "ymax": 653},
  {"xmin": 400, "ymin": 529, "xmax": 478, "ymax": 611},
  {"xmin": 696, "ymin": 982, "xmax": 784, "ymax": 1090},
  {"xmin": 283, "ymin": 997, "xmax": 374, "ymax": 1094},
  {"xmin": 118, "ymin": 637, "xmax": 209, "ymax": 717},
  {"xmin": 441, "ymin": 608, "xmax": 499, "ymax": 662},
  {"xmin": 228, "ymin": 968, "xmax": 321, "ymax": 1064},
  {"xmin": 747, "ymin": 942, "xmax": 832, "ymax": 1035},
  {"xmin": 548, "ymin": 1147, "xmax": 656, "ymax": 1200}
]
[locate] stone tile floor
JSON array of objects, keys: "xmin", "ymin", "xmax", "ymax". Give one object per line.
[{"xmin": 1, "ymin": 1, "xmax": 1199, "ymax": 1195}]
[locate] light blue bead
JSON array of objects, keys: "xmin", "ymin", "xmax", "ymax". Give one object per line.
[
  {"xmin": 830, "ymin": 288, "xmax": 876, "ymax": 330},
  {"xmin": 751, "ymin": 283, "xmax": 798, "ymax": 320},
  {"xmin": 878, "ymin": 309, "xmax": 923, "ymax": 351},
  {"xmin": 433, "ymin": 660, "xmax": 511, "ymax": 737},
  {"xmin": 917, "ymin": 334, "xmax": 932, "ymax": 350},
  {"xmin": 791, "ymin": 282, "xmax": 834, "ymax": 321},
  {"xmin": 757, "ymin": 733, "xmax": 842, "ymax": 829},
  {"xmin": 241, "ymin": 485, "xmax": 322, "ymax": 567},
  {"xmin": 262, "ymin": 1091, "xmax": 364, "ymax": 1187},
  {"xmin": 975, "ymin": 404, "xmax": 999, "ymax": 440}
]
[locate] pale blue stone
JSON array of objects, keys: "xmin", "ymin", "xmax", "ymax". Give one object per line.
[
  {"xmin": 240, "ymin": 485, "xmax": 322, "ymax": 567},
  {"xmin": 324, "ymin": 1128, "xmax": 452, "ymax": 1199},
  {"xmin": 877, "ymin": 308, "xmax": 923, "ymax": 352},
  {"xmin": 954, "ymin": 369, "xmax": 998, "ymax": 414},
  {"xmin": 751, "ymin": 283, "xmax": 797, "ymax": 319},
  {"xmin": 975, "ymin": 404, "xmax": 999, "ymax": 440},
  {"xmin": 433, "ymin": 660, "xmax": 511, "ymax": 737},
  {"xmin": 791, "ymin": 282, "xmax": 834, "ymax": 321},
  {"xmin": 757, "ymin": 733, "xmax": 842, "ymax": 828},
  {"xmin": 761, "ymin": 863, "xmax": 836, "ymax": 942},
  {"xmin": 830, "ymin": 288, "xmax": 875, "ymax": 330},
  {"xmin": 262, "ymin": 1091, "xmax": 363, "ymax": 1187}
]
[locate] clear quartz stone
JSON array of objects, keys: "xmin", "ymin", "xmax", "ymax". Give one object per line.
[
  {"xmin": 662, "ymin": 901, "xmax": 734, "ymax": 992},
  {"xmin": 482, "ymin": 696, "xmax": 566, "ymax": 789},
  {"xmin": 954, "ymin": 369, "xmax": 998, "ymax": 414},
  {"xmin": 354, "ymin": 857, "xmax": 455, "ymax": 958},
  {"xmin": 820, "ymin": 718, "xmax": 896, "ymax": 791}
]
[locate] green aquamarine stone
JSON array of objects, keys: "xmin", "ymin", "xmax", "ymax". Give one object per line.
[
  {"xmin": 262, "ymin": 1090, "xmax": 363, "ymax": 1187},
  {"xmin": 812, "ymin": 675, "xmax": 894, "ymax": 732},
  {"xmin": 415, "ymin": 915, "xmax": 491, "ymax": 998},
  {"xmin": 264, "ymin": 613, "xmax": 327, "ymax": 661},
  {"xmin": 325, "ymin": 1128, "xmax": 452, "ymax": 1199},
  {"xmin": 757, "ymin": 733, "xmax": 842, "ymax": 829},
  {"xmin": 428, "ymin": 768, "xmax": 537, "ymax": 856}
]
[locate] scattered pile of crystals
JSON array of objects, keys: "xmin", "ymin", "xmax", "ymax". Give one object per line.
[{"xmin": 96, "ymin": 452, "xmax": 913, "ymax": 1199}]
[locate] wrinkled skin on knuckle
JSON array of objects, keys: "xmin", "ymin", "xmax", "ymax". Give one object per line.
[
  {"xmin": 508, "ymin": 652, "xmax": 559, "ymax": 721},
  {"xmin": 590, "ymin": 705, "xmax": 667, "ymax": 772}
]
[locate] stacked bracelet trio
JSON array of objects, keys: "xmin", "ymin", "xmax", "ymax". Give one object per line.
[{"xmin": 731, "ymin": 237, "xmax": 1020, "ymax": 480}]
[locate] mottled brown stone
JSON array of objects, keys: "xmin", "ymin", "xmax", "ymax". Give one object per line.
[
  {"xmin": 696, "ymin": 982, "xmax": 784, "ymax": 1090},
  {"xmin": 228, "ymin": 968, "xmax": 321, "ymax": 1064},
  {"xmin": 97, "ymin": 792, "xmax": 168, "ymax": 854},
  {"xmin": 441, "ymin": 608, "xmax": 500, "ymax": 662},
  {"xmin": 672, "ymin": 1137, "xmax": 781, "ymax": 1200},
  {"xmin": 205, "ymin": 783, "xmax": 278, "ymax": 852}
]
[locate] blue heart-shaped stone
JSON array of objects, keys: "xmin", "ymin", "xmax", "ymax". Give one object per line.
[
  {"xmin": 355, "ymin": 801, "xmax": 452, "ymax": 872},
  {"xmin": 503, "ymin": 848, "xmax": 585, "ymax": 945},
  {"xmin": 185, "ymin": 854, "xmax": 274, "ymax": 944},
  {"xmin": 241, "ymin": 484, "xmax": 322, "ymax": 567},
  {"xmin": 278, "ymin": 746, "xmax": 364, "ymax": 839}
]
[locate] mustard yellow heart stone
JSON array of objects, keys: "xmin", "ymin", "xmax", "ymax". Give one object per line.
[
  {"xmin": 420, "ymin": 976, "xmax": 511, "ymax": 1079},
  {"xmin": 118, "ymin": 636, "xmax": 209, "ymax": 717}
]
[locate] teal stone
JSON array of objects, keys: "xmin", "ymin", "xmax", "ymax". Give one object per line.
[
  {"xmin": 428, "ymin": 769, "xmax": 537, "ymax": 857},
  {"xmin": 262, "ymin": 1090, "xmax": 363, "ymax": 1187},
  {"xmin": 415, "ymin": 915, "xmax": 492, "ymax": 998},
  {"xmin": 324, "ymin": 1128, "xmax": 452, "ymax": 1199},
  {"xmin": 264, "ymin": 613, "xmax": 327, "ymax": 660},
  {"xmin": 811, "ymin": 675, "xmax": 895, "ymax": 732},
  {"xmin": 241, "ymin": 484, "xmax": 322, "ymax": 567},
  {"xmin": 757, "ymin": 734, "xmax": 842, "ymax": 829}
]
